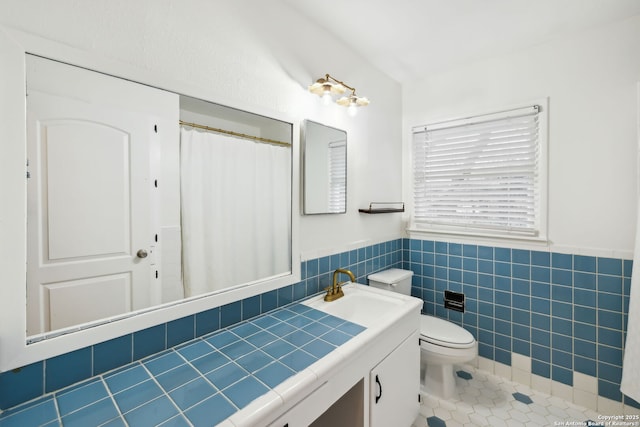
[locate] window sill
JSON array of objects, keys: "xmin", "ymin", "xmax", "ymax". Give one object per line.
[{"xmin": 406, "ymin": 226, "xmax": 549, "ymax": 249}]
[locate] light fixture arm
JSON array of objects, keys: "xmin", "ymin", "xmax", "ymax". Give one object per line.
[{"xmin": 324, "ymin": 73, "xmax": 358, "ymax": 95}]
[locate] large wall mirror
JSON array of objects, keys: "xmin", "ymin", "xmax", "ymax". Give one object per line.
[
  {"xmin": 0, "ymin": 27, "xmax": 299, "ymax": 371},
  {"xmin": 302, "ymin": 120, "xmax": 347, "ymax": 214}
]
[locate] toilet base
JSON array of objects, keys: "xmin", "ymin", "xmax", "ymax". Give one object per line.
[
  {"xmin": 422, "ymin": 362, "xmax": 457, "ymax": 399},
  {"xmin": 419, "ymin": 338, "xmax": 477, "ymax": 400}
]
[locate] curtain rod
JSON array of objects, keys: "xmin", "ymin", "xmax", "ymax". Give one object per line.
[{"xmin": 179, "ymin": 120, "xmax": 291, "ymax": 147}]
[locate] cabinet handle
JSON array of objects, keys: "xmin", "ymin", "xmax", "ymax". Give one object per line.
[{"xmin": 375, "ymin": 374, "xmax": 382, "ymax": 404}]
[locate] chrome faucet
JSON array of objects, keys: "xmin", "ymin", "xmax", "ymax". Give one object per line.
[{"xmin": 324, "ymin": 268, "xmax": 356, "ymax": 302}]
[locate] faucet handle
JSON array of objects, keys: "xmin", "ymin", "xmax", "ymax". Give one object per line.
[{"xmin": 323, "ymin": 283, "xmax": 345, "ymax": 302}]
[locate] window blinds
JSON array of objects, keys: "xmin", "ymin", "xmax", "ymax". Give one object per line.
[
  {"xmin": 328, "ymin": 140, "xmax": 346, "ymax": 213},
  {"xmin": 412, "ymin": 106, "xmax": 540, "ymax": 236}
]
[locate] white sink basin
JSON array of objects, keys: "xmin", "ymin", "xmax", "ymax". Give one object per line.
[{"xmin": 302, "ymin": 283, "xmax": 407, "ymax": 327}]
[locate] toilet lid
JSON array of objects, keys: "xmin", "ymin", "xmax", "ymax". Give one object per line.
[{"xmin": 420, "ymin": 315, "xmax": 475, "ymax": 349}]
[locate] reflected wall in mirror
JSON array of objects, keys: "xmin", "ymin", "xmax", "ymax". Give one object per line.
[
  {"xmin": 302, "ymin": 120, "xmax": 347, "ymax": 214},
  {"xmin": 25, "ymin": 54, "xmax": 293, "ymax": 339}
]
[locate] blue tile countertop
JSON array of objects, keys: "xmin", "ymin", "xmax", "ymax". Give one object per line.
[{"xmin": 0, "ymin": 303, "xmax": 365, "ymax": 427}]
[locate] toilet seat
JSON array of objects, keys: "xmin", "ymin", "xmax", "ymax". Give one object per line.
[{"xmin": 419, "ymin": 315, "xmax": 475, "ymax": 349}]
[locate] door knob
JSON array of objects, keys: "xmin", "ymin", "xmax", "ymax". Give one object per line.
[{"xmin": 136, "ymin": 249, "xmax": 148, "ymax": 259}]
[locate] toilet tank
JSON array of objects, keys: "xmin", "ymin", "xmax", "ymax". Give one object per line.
[{"xmin": 367, "ymin": 268, "xmax": 414, "ymax": 296}]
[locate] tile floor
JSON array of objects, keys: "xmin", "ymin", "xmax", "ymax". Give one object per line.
[{"xmin": 412, "ymin": 365, "xmax": 603, "ymax": 427}]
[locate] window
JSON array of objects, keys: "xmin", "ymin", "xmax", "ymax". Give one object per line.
[
  {"xmin": 411, "ymin": 105, "xmax": 546, "ymax": 239},
  {"xmin": 328, "ymin": 140, "xmax": 347, "ymax": 213}
]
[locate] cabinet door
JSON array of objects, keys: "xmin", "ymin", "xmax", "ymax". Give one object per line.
[{"xmin": 370, "ymin": 332, "xmax": 419, "ymax": 427}]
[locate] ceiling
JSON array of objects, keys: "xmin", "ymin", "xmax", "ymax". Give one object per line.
[{"xmin": 283, "ymin": 0, "xmax": 640, "ymax": 84}]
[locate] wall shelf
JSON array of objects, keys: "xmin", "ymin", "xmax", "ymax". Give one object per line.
[{"xmin": 359, "ymin": 202, "xmax": 404, "ymax": 214}]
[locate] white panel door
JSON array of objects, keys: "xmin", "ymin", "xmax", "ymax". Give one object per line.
[
  {"xmin": 45, "ymin": 121, "xmax": 131, "ymax": 260},
  {"xmin": 26, "ymin": 56, "xmax": 177, "ymax": 335}
]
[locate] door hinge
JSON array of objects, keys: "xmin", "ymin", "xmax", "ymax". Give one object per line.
[
  {"xmin": 154, "ymin": 124, "xmax": 158, "ymax": 133},
  {"xmin": 155, "ymin": 270, "xmax": 158, "ymax": 279}
]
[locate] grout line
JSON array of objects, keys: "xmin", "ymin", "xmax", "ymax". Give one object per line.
[
  {"xmin": 137, "ymin": 361, "xmax": 191, "ymax": 421},
  {"xmin": 100, "ymin": 376, "xmax": 129, "ymax": 427}
]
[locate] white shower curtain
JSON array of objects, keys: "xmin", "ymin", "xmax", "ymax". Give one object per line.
[
  {"xmin": 621, "ymin": 83, "xmax": 640, "ymax": 403},
  {"xmin": 621, "ymin": 201, "xmax": 640, "ymax": 402},
  {"xmin": 180, "ymin": 128, "xmax": 291, "ymax": 297}
]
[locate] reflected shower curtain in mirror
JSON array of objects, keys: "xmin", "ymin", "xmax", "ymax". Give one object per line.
[{"xmin": 180, "ymin": 128, "xmax": 291, "ymax": 297}]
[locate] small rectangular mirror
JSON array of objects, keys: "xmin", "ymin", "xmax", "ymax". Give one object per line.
[{"xmin": 302, "ymin": 120, "xmax": 347, "ymax": 214}]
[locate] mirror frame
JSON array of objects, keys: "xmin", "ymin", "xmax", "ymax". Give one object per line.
[
  {"xmin": 301, "ymin": 119, "xmax": 347, "ymax": 215},
  {"xmin": 0, "ymin": 26, "xmax": 300, "ymax": 372}
]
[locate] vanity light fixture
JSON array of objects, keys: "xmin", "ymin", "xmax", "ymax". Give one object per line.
[{"xmin": 309, "ymin": 73, "xmax": 370, "ymax": 116}]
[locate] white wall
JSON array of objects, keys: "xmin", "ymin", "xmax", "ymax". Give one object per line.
[
  {"xmin": 5, "ymin": 3, "xmax": 637, "ymax": 260},
  {"xmin": 403, "ymin": 15, "xmax": 640, "ymax": 258},
  {"xmin": 0, "ymin": 0, "xmax": 404, "ymax": 261}
]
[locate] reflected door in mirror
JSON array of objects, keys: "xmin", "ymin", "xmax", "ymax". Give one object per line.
[{"xmin": 26, "ymin": 56, "xmax": 179, "ymax": 335}]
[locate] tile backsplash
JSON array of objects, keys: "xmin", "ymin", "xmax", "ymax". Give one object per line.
[{"xmin": 402, "ymin": 238, "xmax": 639, "ymax": 409}]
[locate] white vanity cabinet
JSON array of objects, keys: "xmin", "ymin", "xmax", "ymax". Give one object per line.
[
  {"xmin": 370, "ymin": 332, "xmax": 420, "ymax": 427},
  {"xmin": 232, "ymin": 284, "xmax": 422, "ymax": 427},
  {"xmin": 272, "ymin": 330, "xmax": 420, "ymax": 427}
]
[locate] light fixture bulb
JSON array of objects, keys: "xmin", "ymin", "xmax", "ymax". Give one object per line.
[
  {"xmin": 347, "ymin": 100, "xmax": 358, "ymax": 116},
  {"xmin": 322, "ymin": 91, "xmax": 333, "ymax": 106}
]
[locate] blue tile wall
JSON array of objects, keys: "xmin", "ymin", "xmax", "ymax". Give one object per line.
[
  {"xmin": 0, "ymin": 239, "xmax": 402, "ymax": 411},
  {"xmin": 403, "ymin": 238, "xmax": 639, "ymax": 408},
  {"xmin": 7, "ymin": 236, "xmax": 637, "ymax": 412}
]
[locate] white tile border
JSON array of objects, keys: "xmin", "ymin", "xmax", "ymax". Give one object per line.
[
  {"xmin": 531, "ymin": 374, "xmax": 552, "ymax": 395},
  {"xmin": 551, "ymin": 381, "xmax": 574, "ymax": 402},
  {"xmin": 512, "ymin": 368, "xmax": 531, "ymax": 388},
  {"xmin": 573, "ymin": 372, "xmax": 597, "ymax": 394},
  {"xmin": 477, "ymin": 356, "xmax": 640, "ymax": 415},
  {"xmin": 511, "ymin": 353, "xmax": 531, "ymax": 373},
  {"xmin": 573, "ymin": 388, "xmax": 598, "ymax": 410}
]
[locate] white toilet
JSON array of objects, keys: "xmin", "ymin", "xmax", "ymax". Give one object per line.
[{"xmin": 368, "ymin": 268, "xmax": 478, "ymax": 399}]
